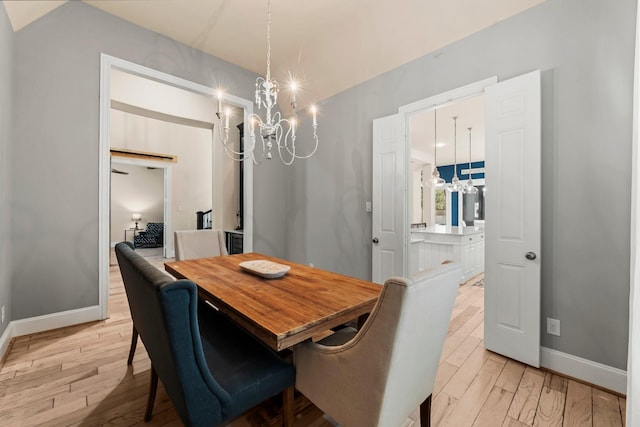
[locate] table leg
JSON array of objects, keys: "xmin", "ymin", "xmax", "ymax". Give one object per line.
[{"xmin": 282, "ymin": 386, "xmax": 294, "ymax": 427}]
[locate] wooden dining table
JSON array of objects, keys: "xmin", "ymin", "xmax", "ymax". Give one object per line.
[{"xmin": 165, "ymin": 252, "xmax": 382, "ymax": 351}]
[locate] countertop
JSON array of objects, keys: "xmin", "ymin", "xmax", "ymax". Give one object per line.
[{"xmin": 411, "ymin": 225, "xmax": 484, "ymax": 236}]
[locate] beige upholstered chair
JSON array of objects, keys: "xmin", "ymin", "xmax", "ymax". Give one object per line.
[
  {"xmin": 294, "ymin": 263, "xmax": 462, "ymax": 427},
  {"xmin": 174, "ymin": 229, "xmax": 228, "ymax": 261}
]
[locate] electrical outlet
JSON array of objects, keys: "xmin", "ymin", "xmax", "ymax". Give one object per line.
[
  {"xmin": 546, "ymin": 317, "xmax": 560, "ymax": 336},
  {"xmin": 1, "ymin": 305, "xmax": 5, "ymax": 324}
]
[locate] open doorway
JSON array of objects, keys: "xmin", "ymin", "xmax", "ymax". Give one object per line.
[
  {"xmin": 407, "ymin": 94, "xmax": 486, "ymax": 282},
  {"xmin": 374, "ymin": 72, "xmax": 542, "ymax": 369},
  {"xmin": 409, "ymin": 94, "xmax": 485, "ymax": 229},
  {"xmin": 98, "ymin": 55, "xmax": 254, "ymax": 320},
  {"xmin": 110, "ymin": 157, "xmax": 172, "ymax": 262}
]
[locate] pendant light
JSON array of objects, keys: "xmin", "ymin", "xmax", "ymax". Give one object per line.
[
  {"xmin": 448, "ymin": 116, "xmax": 464, "ymax": 192},
  {"xmin": 463, "ymin": 127, "xmax": 478, "ymax": 195},
  {"xmin": 427, "ymin": 108, "xmax": 445, "ymax": 187}
]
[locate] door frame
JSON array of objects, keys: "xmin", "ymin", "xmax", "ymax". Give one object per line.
[
  {"xmin": 98, "ymin": 54, "xmax": 254, "ymax": 320},
  {"xmin": 398, "ymin": 77, "xmax": 497, "ymax": 271},
  {"xmin": 110, "ymin": 157, "xmax": 173, "ymax": 257}
]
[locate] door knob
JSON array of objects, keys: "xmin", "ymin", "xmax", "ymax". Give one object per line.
[
  {"xmin": 372, "ymin": 238, "xmax": 379, "ymax": 244},
  {"xmin": 525, "ymin": 251, "xmax": 537, "ymax": 260}
]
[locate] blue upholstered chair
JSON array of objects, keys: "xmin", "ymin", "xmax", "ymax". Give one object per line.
[
  {"xmin": 133, "ymin": 222, "xmax": 164, "ymax": 248},
  {"xmin": 115, "ymin": 242, "xmax": 295, "ymax": 426}
]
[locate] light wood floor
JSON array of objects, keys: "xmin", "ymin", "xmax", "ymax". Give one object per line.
[{"xmin": 0, "ymin": 256, "xmax": 627, "ymax": 427}]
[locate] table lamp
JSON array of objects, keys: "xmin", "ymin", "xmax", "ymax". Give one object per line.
[{"xmin": 132, "ymin": 213, "xmax": 141, "ymax": 230}]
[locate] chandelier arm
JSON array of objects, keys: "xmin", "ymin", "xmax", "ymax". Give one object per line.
[
  {"xmin": 289, "ymin": 130, "xmax": 318, "ymax": 159},
  {"xmin": 278, "ymin": 143, "xmax": 295, "ymax": 166},
  {"xmin": 222, "ymin": 145, "xmax": 246, "ymax": 162},
  {"xmin": 249, "ymin": 134, "xmax": 268, "ymax": 165},
  {"xmin": 275, "ymin": 117, "xmax": 319, "ymax": 160},
  {"xmin": 214, "ymin": 0, "xmax": 319, "ymax": 165},
  {"xmin": 218, "ymin": 126, "xmax": 248, "ymax": 157}
]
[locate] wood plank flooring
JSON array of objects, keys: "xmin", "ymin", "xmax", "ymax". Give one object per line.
[{"xmin": 0, "ymin": 256, "xmax": 626, "ymax": 426}]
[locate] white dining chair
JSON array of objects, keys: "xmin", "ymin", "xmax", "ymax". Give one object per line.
[
  {"xmin": 174, "ymin": 229, "xmax": 228, "ymax": 261},
  {"xmin": 294, "ymin": 262, "xmax": 462, "ymax": 427}
]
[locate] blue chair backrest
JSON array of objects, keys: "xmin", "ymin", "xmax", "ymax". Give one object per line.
[{"xmin": 115, "ymin": 242, "xmax": 228, "ymax": 426}]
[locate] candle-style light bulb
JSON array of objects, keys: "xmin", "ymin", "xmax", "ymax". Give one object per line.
[
  {"xmin": 224, "ymin": 107, "xmax": 230, "ymax": 129},
  {"xmin": 311, "ymin": 105, "xmax": 317, "ymax": 127},
  {"xmin": 217, "ymin": 90, "xmax": 223, "ymax": 112},
  {"xmin": 290, "ymin": 81, "xmax": 298, "ymax": 105}
]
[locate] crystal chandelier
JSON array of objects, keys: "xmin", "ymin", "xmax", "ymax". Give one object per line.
[
  {"xmin": 463, "ymin": 127, "xmax": 478, "ymax": 195},
  {"xmin": 427, "ymin": 108, "xmax": 445, "ymax": 187},
  {"xmin": 216, "ymin": 0, "xmax": 318, "ymax": 165},
  {"xmin": 448, "ymin": 116, "xmax": 464, "ymax": 192}
]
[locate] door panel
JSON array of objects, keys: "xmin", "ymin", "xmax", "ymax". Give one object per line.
[
  {"xmin": 485, "ymin": 70, "xmax": 541, "ymax": 367},
  {"xmin": 372, "ymin": 114, "xmax": 405, "ymax": 284}
]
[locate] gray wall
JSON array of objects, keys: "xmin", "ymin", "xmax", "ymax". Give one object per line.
[
  {"xmin": 6, "ymin": 0, "xmax": 635, "ymax": 371},
  {"xmin": 10, "ymin": 2, "xmax": 287, "ymax": 319},
  {"xmin": 0, "ymin": 3, "xmax": 13, "ymax": 336},
  {"xmin": 289, "ymin": 0, "xmax": 635, "ymax": 370}
]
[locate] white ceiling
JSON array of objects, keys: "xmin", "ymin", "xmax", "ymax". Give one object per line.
[
  {"xmin": 411, "ymin": 95, "xmax": 485, "ymax": 166},
  {"xmin": 3, "ymin": 0, "xmax": 546, "ymax": 165},
  {"xmin": 4, "ymin": 0, "xmax": 547, "ymax": 105}
]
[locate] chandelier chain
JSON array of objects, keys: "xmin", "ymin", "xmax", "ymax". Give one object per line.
[
  {"xmin": 433, "ymin": 109, "xmax": 438, "ymax": 165},
  {"xmin": 266, "ymin": 0, "xmax": 271, "ymax": 81},
  {"xmin": 453, "ymin": 116, "xmax": 458, "ymax": 177},
  {"xmin": 468, "ymin": 127, "xmax": 472, "ymax": 172}
]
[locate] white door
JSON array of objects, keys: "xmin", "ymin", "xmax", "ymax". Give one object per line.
[
  {"xmin": 484, "ymin": 70, "xmax": 541, "ymax": 367},
  {"xmin": 372, "ymin": 114, "xmax": 405, "ymax": 284}
]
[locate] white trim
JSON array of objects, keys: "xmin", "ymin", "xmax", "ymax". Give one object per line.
[
  {"xmin": 394, "ymin": 77, "xmax": 497, "ymax": 274},
  {"xmin": 399, "ymin": 76, "xmax": 497, "ymax": 116},
  {"xmin": 628, "ymin": 1, "xmax": 640, "ymax": 423},
  {"xmin": 0, "ymin": 324, "xmax": 13, "ymax": 361},
  {"xmin": 99, "ymin": 55, "xmax": 111, "ymax": 320},
  {"xmin": 11, "ymin": 306, "xmax": 102, "ymax": 336},
  {"xmin": 541, "ymin": 346, "xmax": 627, "ymax": 394},
  {"xmin": 99, "ymin": 54, "xmax": 254, "ymax": 320},
  {"xmin": 461, "ymin": 167, "xmax": 485, "ymax": 175},
  {"xmin": 0, "ymin": 307, "xmax": 102, "ymax": 361},
  {"xmin": 111, "ymin": 157, "xmax": 174, "ymax": 258},
  {"xmin": 164, "ymin": 165, "xmax": 174, "ymax": 258},
  {"xmin": 399, "ymin": 77, "xmax": 496, "ymax": 240}
]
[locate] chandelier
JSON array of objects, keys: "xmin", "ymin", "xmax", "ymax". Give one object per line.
[
  {"xmin": 216, "ymin": 0, "xmax": 318, "ymax": 165},
  {"xmin": 427, "ymin": 108, "xmax": 445, "ymax": 188},
  {"xmin": 463, "ymin": 127, "xmax": 478, "ymax": 194},
  {"xmin": 448, "ymin": 116, "xmax": 464, "ymax": 192}
]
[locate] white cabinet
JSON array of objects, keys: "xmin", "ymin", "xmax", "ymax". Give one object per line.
[
  {"xmin": 409, "ymin": 227, "xmax": 484, "ymax": 283},
  {"xmin": 459, "ymin": 231, "xmax": 484, "ymax": 281}
]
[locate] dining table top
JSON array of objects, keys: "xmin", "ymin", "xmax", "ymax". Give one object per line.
[{"xmin": 165, "ymin": 252, "xmax": 382, "ymax": 351}]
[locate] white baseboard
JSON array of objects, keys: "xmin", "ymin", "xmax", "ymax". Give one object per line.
[
  {"xmin": 541, "ymin": 346, "xmax": 627, "ymax": 394},
  {"xmin": 11, "ymin": 305, "xmax": 102, "ymax": 337},
  {"xmin": 0, "ymin": 323, "xmax": 13, "ymax": 362},
  {"xmin": 0, "ymin": 305, "xmax": 102, "ymax": 361}
]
